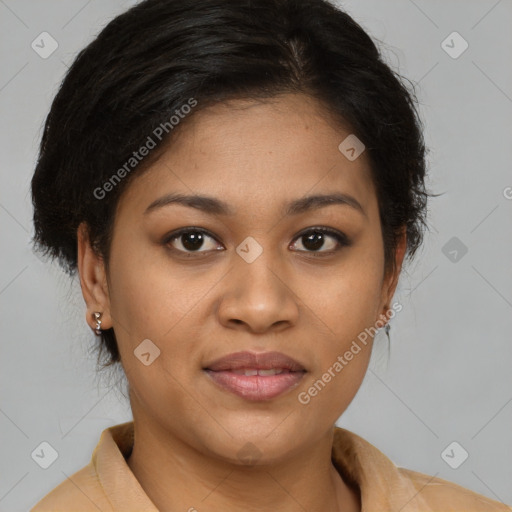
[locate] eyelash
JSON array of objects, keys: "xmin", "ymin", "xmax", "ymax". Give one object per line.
[{"xmin": 162, "ymin": 226, "xmax": 351, "ymax": 258}]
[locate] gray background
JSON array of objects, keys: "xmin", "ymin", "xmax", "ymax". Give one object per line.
[{"xmin": 1, "ymin": 0, "xmax": 511, "ymax": 510}]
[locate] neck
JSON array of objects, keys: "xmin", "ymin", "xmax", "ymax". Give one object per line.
[{"xmin": 126, "ymin": 418, "xmax": 360, "ymax": 512}]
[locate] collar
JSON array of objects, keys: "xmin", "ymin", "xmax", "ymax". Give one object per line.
[
  {"xmin": 331, "ymin": 426, "xmax": 430, "ymax": 511},
  {"xmin": 93, "ymin": 421, "xmax": 431, "ymax": 511}
]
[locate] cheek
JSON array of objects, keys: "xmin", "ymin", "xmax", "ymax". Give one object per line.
[
  {"xmin": 297, "ymin": 248, "xmax": 384, "ymax": 344},
  {"xmin": 106, "ymin": 242, "xmax": 216, "ymax": 400},
  {"xmin": 295, "ymin": 276, "xmax": 380, "ymax": 424},
  {"xmin": 107, "ymin": 239, "xmax": 206, "ymax": 342},
  {"xmin": 292, "ymin": 244, "xmax": 384, "ymax": 405},
  {"xmin": 109, "ymin": 260, "xmax": 205, "ymax": 428},
  {"xmin": 123, "ymin": 357, "xmax": 210, "ymax": 446}
]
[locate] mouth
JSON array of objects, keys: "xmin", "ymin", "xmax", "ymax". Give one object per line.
[{"xmin": 203, "ymin": 351, "xmax": 307, "ymax": 401}]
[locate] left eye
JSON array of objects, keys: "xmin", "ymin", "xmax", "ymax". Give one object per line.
[{"xmin": 290, "ymin": 228, "xmax": 349, "ymax": 254}]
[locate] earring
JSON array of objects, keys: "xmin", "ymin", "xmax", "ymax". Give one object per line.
[
  {"xmin": 92, "ymin": 312, "xmax": 103, "ymax": 335},
  {"xmin": 384, "ymin": 322, "xmax": 390, "ymax": 341}
]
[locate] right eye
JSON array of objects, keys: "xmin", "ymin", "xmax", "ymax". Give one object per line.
[{"xmin": 162, "ymin": 227, "xmax": 224, "ymax": 256}]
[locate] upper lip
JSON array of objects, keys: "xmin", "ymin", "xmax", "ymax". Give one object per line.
[{"xmin": 204, "ymin": 351, "xmax": 307, "ymax": 372}]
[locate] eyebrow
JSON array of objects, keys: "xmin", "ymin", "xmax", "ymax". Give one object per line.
[{"xmin": 144, "ymin": 192, "xmax": 366, "ymax": 218}]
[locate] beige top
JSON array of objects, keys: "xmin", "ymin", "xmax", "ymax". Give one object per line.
[{"xmin": 31, "ymin": 421, "xmax": 511, "ymax": 511}]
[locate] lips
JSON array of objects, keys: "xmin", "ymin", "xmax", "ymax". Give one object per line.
[
  {"xmin": 203, "ymin": 351, "xmax": 307, "ymax": 401},
  {"xmin": 204, "ymin": 350, "xmax": 306, "ymax": 372}
]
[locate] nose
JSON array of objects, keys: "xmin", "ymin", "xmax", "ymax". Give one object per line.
[{"xmin": 216, "ymin": 249, "xmax": 300, "ymax": 334}]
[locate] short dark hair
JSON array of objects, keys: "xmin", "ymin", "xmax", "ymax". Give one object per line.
[{"xmin": 31, "ymin": 0, "xmax": 433, "ymax": 368}]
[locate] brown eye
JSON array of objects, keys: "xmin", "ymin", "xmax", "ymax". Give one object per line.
[
  {"xmin": 290, "ymin": 227, "xmax": 350, "ymax": 255},
  {"xmin": 163, "ymin": 228, "xmax": 223, "ymax": 254}
]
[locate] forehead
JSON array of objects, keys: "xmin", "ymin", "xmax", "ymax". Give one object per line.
[{"xmin": 115, "ymin": 93, "xmax": 377, "ymax": 220}]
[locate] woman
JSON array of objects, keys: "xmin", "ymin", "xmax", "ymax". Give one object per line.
[{"xmin": 29, "ymin": 0, "xmax": 511, "ymax": 510}]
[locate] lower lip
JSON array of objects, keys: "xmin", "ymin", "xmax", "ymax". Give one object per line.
[{"xmin": 204, "ymin": 370, "xmax": 306, "ymax": 401}]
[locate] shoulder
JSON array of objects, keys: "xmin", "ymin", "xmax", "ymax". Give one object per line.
[
  {"xmin": 398, "ymin": 467, "xmax": 512, "ymax": 512},
  {"xmin": 30, "ymin": 461, "xmax": 112, "ymax": 511},
  {"xmin": 331, "ymin": 427, "xmax": 511, "ymax": 511}
]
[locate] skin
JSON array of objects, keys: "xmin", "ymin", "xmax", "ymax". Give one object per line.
[{"xmin": 78, "ymin": 92, "xmax": 406, "ymax": 512}]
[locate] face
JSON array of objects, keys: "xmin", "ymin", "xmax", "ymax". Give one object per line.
[{"xmin": 79, "ymin": 93, "xmax": 405, "ymax": 465}]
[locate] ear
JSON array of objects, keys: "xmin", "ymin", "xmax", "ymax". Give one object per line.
[
  {"xmin": 378, "ymin": 227, "xmax": 407, "ymax": 322},
  {"xmin": 77, "ymin": 222, "xmax": 112, "ymax": 331}
]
